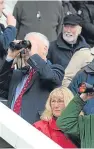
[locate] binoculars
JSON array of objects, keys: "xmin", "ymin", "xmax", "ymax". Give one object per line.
[
  {"xmin": 78, "ymin": 82, "xmax": 94, "ymax": 93},
  {"xmin": 9, "ymin": 40, "xmax": 31, "ymax": 51}
]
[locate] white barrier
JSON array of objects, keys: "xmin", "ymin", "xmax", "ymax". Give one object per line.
[{"xmin": 0, "ymin": 102, "xmax": 63, "ymax": 149}]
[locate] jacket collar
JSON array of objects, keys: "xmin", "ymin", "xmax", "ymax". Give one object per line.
[
  {"xmin": 48, "ymin": 117, "xmax": 60, "ymax": 130},
  {"xmin": 56, "ymin": 33, "xmax": 90, "ymax": 50}
]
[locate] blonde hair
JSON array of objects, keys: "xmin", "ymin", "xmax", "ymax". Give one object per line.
[{"xmin": 41, "ymin": 87, "xmax": 74, "ymax": 121}]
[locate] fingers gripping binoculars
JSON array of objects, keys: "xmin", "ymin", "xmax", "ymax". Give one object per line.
[{"xmin": 78, "ymin": 82, "xmax": 94, "ymax": 93}]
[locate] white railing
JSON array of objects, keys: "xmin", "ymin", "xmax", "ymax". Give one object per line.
[{"xmin": 0, "ymin": 102, "xmax": 63, "ymax": 149}]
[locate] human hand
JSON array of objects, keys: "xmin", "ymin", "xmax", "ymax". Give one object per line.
[
  {"xmin": 80, "ymin": 92, "xmax": 94, "ymax": 101},
  {"xmin": 6, "ymin": 14, "xmax": 16, "ymax": 27},
  {"xmin": 7, "ymin": 40, "xmax": 23, "ymax": 59},
  {"xmin": 29, "ymin": 40, "xmax": 39, "ymax": 57},
  {"xmin": 29, "ymin": 41, "xmax": 47, "ymax": 61}
]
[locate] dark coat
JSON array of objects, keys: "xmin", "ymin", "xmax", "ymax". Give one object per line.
[
  {"xmin": 13, "ymin": 1, "xmax": 63, "ymax": 42},
  {"xmin": 0, "ymin": 54, "xmax": 64, "ymax": 124},
  {"xmin": 69, "ymin": 60, "xmax": 94, "ymax": 95},
  {"xmin": 47, "ymin": 33, "xmax": 90, "ymax": 70},
  {"xmin": 70, "ymin": 1, "xmax": 88, "ymax": 11},
  {"xmin": 79, "ymin": 4, "xmax": 94, "ymax": 47},
  {"xmin": 62, "ymin": 1, "xmax": 76, "ymax": 16}
]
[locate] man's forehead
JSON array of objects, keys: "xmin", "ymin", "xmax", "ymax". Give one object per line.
[
  {"xmin": 27, "ymin": 34, "xmax": 36, "ymax": 39},
  {"xmin": 27, "ymin": 35, "xmax": 41, "ymax": 42}
]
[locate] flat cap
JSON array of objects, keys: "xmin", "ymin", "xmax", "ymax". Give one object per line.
[{"xmin": 64, "ymin": 14, "xmax": 83, "ymax": 26}]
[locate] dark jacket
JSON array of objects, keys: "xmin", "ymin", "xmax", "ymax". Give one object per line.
[
  {"xmin": 62, "ymin": 1, "xmax": 76, "ymax": 16},
  {"xmin": 0, "ymin": 54, "xmax": 64, "ymax": 124},
  {"xmin": 79, "ymin": 3, "xmax": 94, "ymax": 47},
  {"xmin": 13, "ymin": 1, "xmax": 63, "ymax": 42},
  {"xmin": 47, "ymin": 33, "xmax": 90, "ymax": 70},
  {"xmin": 33, "ymin": 118, "xmax": 77, "ymax": 148},
  {"xmin": 70, "ymin": 1, "xmax": 88, "ymax": 11},
  {"xmin": 69, "ymin": 60, "xmax": 94, "ymax": 95}
]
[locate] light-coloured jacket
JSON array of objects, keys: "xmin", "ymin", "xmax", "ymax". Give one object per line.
[{"xmin": 62, "ymin": 48, "xmax": 94, "ymax": 87}]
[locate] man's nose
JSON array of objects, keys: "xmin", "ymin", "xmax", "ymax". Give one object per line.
[{"xmin": 67, "ymin": 26, "xmax": 71, "ymax": 32}]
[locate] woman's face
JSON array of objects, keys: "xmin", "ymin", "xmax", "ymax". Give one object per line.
[{"xmin": 50, "ymin": 95, "xmax": 65, "ymax": 117}]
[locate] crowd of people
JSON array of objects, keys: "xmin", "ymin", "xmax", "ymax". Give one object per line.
[{"xmin": 0, "ymin": 0, "xmax": 94, "ymax": 148}]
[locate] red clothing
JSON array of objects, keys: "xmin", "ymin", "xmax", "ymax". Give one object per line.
[{"xmin": 33, "ymin": 118, "xmax": 77, "ymax": 148}]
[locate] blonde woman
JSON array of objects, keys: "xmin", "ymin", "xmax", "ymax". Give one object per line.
[{"xmin": 33, "ymin": 87, "xmax": 77, "ymax": 148}]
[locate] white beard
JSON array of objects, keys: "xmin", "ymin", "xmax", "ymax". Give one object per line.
[{"xmin": 63, "ymin": 32, "xmax": 77, "ymax": 44}]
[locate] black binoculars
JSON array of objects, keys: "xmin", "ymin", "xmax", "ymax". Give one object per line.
[{"xmin": 9, "ymin": 40, "xmax": 31, "ymax": 51}]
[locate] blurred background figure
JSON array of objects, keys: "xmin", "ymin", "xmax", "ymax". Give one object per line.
[
  {"xmin": 79, "ymin": 2, "xmax": 94, "ymax": 47},
  {"xmin": 70, "ymin": 1, "xmax": 94, "ymax": 47},
  {"xmin": 13, "ymin": 1, "xmax": 64, "ymax": 42},
  {"xmin": 62, "ymin": 1, "xmax": 76, "ymax": 16}
]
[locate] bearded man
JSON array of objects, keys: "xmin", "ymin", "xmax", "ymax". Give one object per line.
[{"xmin": 47, "ymin": 14, "xmax": 90, "ymax": 70}]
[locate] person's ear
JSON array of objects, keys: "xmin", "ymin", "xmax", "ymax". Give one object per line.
[
  {"xmin": 78, "ymin": 26, "xmax": 82, "ymax": 35},
  {"xmin": 44, "ymin": 46, "xmax": 48, "ymax": 51},
  {"xmin": 42, "ymin": 46, "xmax": 48, "ymax": 58}
]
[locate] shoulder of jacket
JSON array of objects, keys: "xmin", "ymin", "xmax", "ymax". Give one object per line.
[
  {"xmin": 33, "ymin": 120, "xmax": 48, "ymax": 129},
  {"xmin": 50, "ymin": 40, "xmax": 57, "ymax": 48}
]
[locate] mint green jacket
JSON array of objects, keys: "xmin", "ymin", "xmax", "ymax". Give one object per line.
[{"xmin": 57, "ymin": 95, "xmax": 94, "ymax": 148}]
